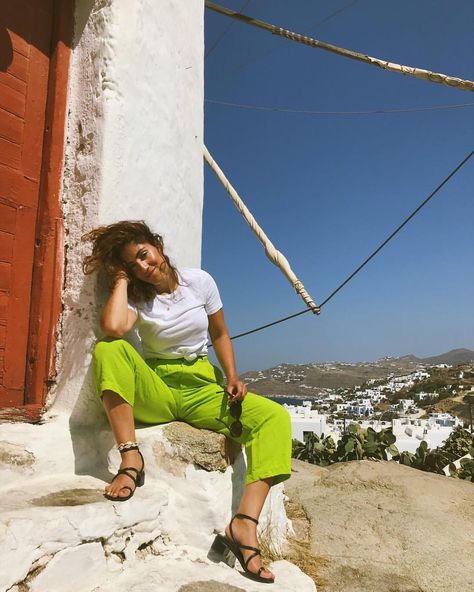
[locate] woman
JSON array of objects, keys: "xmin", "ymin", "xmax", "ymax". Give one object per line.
[{"xmin": 83, "ymin": 220, "xmax": 292, "ymax": 584}]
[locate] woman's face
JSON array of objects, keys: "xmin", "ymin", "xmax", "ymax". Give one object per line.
[{"xmin": 120, "ymin": 241, "xmax": 167, "ymax": 284}]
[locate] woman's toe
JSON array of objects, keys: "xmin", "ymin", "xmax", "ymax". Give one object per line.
[
  {"xmin": 248, "ymin": 558, "xmax": 274, "ymax": 581},
  {"xmin": 259, "ymin": 566, "xmax": 274, "ymax": 581}
]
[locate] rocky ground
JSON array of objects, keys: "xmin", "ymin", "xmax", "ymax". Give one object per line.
[
  {"xmin": 0, "ymin": 418, "xmax": 315, "ymax": 592},
  {"xmin": 284, "ymin": 458, "xmax": 474, "ymax": 592}
]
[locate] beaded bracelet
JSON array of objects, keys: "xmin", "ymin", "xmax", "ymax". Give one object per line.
[{"xmin": 117, "ymin": 440, "xmax": 138, "ymax": 452}]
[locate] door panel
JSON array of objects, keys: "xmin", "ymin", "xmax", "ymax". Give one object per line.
[{"xmin": 0, "ymin": 0, "xmax": 54, "ymax": 406}]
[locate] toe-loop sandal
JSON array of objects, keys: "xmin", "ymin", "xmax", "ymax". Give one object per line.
[
  {"xmin": 211, "ymin": 513, "xmax": 275, "ymax": 584},
  {"xmin": 104, "ymin": 444, "xmax": 145, "ymax": 502}
]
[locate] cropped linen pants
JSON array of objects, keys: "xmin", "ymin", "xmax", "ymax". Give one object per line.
[{"xmin": 93, "ymin": 339, "xmax": 292, "ymax": 485}]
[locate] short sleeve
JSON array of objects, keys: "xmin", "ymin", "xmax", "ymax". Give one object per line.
[
  {"xmin": 201, "ymin": 270, "xmax": 223, "ymax": 315},
  {"xmin": 127, "ymin": 300, "xmax": 138, "ymax": 315}
]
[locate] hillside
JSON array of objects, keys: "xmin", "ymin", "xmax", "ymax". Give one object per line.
[
  {"xmin": 242, "ymin": 349, "xmax": 474, "ymax": 398},
  {"xmin": 420, "ymin": 348, "xmax": 474, "ymax": 364}
]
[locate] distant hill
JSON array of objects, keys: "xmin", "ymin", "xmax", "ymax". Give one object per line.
[
  {"xmin": 420, "ymin": 348, "xmax": 474, "ymax": 364},
  {"xmin": 385, "ymin": 349, "xmax": 474, "ymax": 365},
  {"xmin": 242, "ymin": 349, "xmax": 474, "ymax": 398}
]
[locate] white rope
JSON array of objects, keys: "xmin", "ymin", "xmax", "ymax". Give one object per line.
[
  {"xmin": 204, "ymin": 145, "xmax": 320, "ymax": 314},
  {"xmin": 205, "ymin": 1, "xmax": 474, "ymax": 93}
]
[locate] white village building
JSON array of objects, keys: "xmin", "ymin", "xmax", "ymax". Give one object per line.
[{"xmin": 284, "ymin": 402, "xmax": 330, "ymax": 440}]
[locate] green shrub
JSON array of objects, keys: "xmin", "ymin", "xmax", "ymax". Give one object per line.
[
  {"xmin": 292, "ymin": 425, "xmax": 474, "ymax": 484},
  {"xmin": 292, "ymin": 425, "xmax": 399, "ymax": 466},
  {"xmin": 392, "ymin": 427, "xmax": 474, "ymax": 481}
]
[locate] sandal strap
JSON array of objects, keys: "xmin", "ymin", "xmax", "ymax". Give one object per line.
[
  {"xmin": 112, "ymin": 468, "xmax": 138, "ymax": 485},
  {"xmin": 116, "ymin": 451, "xmax": 145, "ymax": 473},
  {"xmin": 244, "ymin": 549, "xmax": 261, "ymax": 569},
  {"xmin": 229, "ymin": 513, "xmax": 260, "ymax": 547},
  {"xmin": 238, "ymin": 544, "xmax": 260, "ymax": 553},
  {"xmin": 234, "ymin": 513, "xmax": 259, "ymax": 525}
]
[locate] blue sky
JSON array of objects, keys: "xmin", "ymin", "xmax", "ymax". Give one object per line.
[{"xmin": 202, "ymin": 0, "xmax": 474, "ymax": 372}]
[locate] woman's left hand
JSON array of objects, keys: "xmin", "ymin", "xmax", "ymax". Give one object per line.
[{"xmin": 226, "ymin": 378, "xmax": 247, "ymax": 402}]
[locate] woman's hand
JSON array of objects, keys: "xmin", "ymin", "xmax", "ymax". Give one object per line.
[
  {"xmin": 226, "ymin": 378, "xmax": 247, "ymax": 402},
  {"xmin": 208, "ymin": 310, "xmax": 246, "ymax": 401},
  {"xmin": 113, "ymin": 268, "xmax": 131, "ymax": 285}
]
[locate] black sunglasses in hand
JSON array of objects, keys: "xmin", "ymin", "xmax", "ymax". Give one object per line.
[{"xmin": 215, "ymin": 391, "xmax": 243, "ymax": 437}]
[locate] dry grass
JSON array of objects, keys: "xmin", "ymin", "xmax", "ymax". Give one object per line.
[{"xmin": 259, "ymin": 499, "xmax": 330, "ymax": 589}]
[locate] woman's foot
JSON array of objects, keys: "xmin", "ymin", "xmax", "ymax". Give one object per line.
[
  {"xmin": 105, "ymin": 449, "xmax": 144, "ymax": 500},
  {"xmin": 225, "ymin": 515, "xmax": 275, "ymax": 581}
]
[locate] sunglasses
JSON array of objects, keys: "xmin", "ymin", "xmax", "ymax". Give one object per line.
[{"xmin": 215, "ymin": 392, "xmax": 243, "ymax": 438}]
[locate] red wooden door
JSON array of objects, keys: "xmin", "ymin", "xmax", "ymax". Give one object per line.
[{"xmin": 0, "ymin": 1, "xmax": 54, "ymax": 406}]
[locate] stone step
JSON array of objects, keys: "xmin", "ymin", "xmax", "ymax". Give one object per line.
[{"xmin": 1, "ymin": 419, "xmax": 313, "ymax": 592}]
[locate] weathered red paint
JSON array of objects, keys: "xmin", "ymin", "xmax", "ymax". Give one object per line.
[{"xmin": 0, "ymin": 0, "xmax": 73, "ymax": 421}]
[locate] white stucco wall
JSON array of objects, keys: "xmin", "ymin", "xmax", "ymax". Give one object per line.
[
  {"xmin": 51, "ymin": 0, "xmax": 204, "ymax": 418},
  {"xmin": 0, "ymin": 10, "xmax": 310, "ymax": 586}
]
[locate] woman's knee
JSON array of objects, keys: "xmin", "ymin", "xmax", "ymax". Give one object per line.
[
  {"xmin": 274, "ymin": 404, "xmax": 291, "ymax": 430},
  {"xmin": 93, "ymin": 338, "xmax": 131, "ymax": 362},
  {"xmin": 247, "ymin": 394, "xmax": 291, "ymax": 430}
]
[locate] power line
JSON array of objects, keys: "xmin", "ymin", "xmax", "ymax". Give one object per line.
[
  {"xmin": 206, "ymin": 98, "xmax": 474, "ymax": 115},
  {"xmin": 205, "ymin": 0, "xmax": 252, "ymax": 60},
  {"xmin": 223, "ymin": 150, "xmax": 474, "ymax": 342}
]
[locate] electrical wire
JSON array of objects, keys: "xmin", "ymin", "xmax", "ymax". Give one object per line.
[
  {"xmin": 206, "ymin": 98, "xmax": 474, "ymax": 115},
  {"xmin": 205, "ymin": 0, "xmax": 253, "ymax": 60},
  {"xmin": 205, "ymin": 1, "xmax": 474, "ymax": 92},
  {"xmin": 220, "ymin": 149, "xmax": 474, "ymax": 342},
  {"xmin": 212, "ymin": 0, "xmax": 359, "ymax": 80}
]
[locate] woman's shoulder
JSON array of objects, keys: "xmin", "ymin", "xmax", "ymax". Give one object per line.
[{"xmin": 178, "ymin": 267, "xmax": 215, "ymax": 284}]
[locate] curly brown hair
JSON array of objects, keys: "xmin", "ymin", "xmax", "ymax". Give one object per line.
[{"xmin": 82, "ymin": 220, "xmax": 179, "ymax": 304}]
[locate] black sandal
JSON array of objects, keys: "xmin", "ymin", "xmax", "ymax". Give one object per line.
[
  {"xmin": 104, "ymin": 444, "xmax": 145, "ymax": 502},
  {"xmin": 211, "ymin": 513, "xmax": 275, "ymax": 584}
]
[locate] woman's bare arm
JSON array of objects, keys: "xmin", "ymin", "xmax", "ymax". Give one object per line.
[
  {"xmin": 208, "ymin": 309, "xmax": 247, "ymax": 401},
  {"xmin": 100, "ymin": 275, "xmax": 137, "ymax": 337}
]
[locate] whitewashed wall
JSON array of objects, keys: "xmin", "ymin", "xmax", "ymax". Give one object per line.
[
  {"xmin": 49, "ymin": 0, "xmax": 204, "ymax": 419},
  {"xmin": 0, "ymin": 10, "xmax": 304, "ymax": 589}
]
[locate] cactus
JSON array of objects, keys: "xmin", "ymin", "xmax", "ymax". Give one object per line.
[
  {"xmin": 392, "ymin": 428, "xmax": 474, "ymax": 481},
  {"xmin": 292, "ymin": 425, "xmax": 474, "ymax": 484},
  {"xmin": 292, "ymin": 425, "xmax": 399, "ymax": 466}
]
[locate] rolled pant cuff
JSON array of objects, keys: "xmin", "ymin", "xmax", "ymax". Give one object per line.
[
  {"xmin": 97, "ymin": 382, "xmax": 134, "ymax": 407},
  {"xmin": 245, "ymin": 469, "xmax": 291, "ymax": 486}
]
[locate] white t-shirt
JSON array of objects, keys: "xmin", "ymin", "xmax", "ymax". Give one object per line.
[{"xmin": 128, "ymin": 268, "xmax": 223, "ymax": 361}]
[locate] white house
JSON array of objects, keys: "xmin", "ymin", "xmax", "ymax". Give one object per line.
[
  {"xmin": 284, "ymin": 403, "xmax": 329, "ymax": 441},
  {"xmin": 413, "ymin": 391, "xmax": 439, "ymax": 401},
  {"xmin": 428, "ymin": 413, "xmax": 463, "ymax": 428},
  {"xmin": 398, "ymin": 399, "xmax": 415, "ymax": 412},
  {"xmin": 392, "ymin": 418, "xmax": 459, "ymax": 452},
  {"xmin": 347, "ymin": 402, "xmax": 374, "ymax": 416}
]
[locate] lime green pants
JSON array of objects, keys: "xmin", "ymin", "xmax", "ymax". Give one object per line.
[{"xmin": 93, "ymin": 339, "xmax": 291, "ymax": 485}]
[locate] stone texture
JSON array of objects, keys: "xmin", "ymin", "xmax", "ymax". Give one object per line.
[
  {"xmin": 0, "ymin": 420, "xmax": 294, "ymax": 592},
  {"xmin": 30, "ymin": 488, "xmax": 104, "ymax": 506},
  {"xmin": 178, "ymin": 581, "xmax": 246, "ymax": 592},
  {"xmin": 161, "ymin": 422, "xmax": 240, "ymax": 473},
  {"xmin": 286, "ymin": 459, "xmax": 474, "ymax": 592},
  {"xmin": 0, "ymin": 441, "xmax": 35, "ymax": 470},
  {"xmin": 89, "ymin": 554, "xmax": 315, "ymax": 592},
  {"xmin": 29, "ymin": 543, "xmax": 108, "ymax": 592}
]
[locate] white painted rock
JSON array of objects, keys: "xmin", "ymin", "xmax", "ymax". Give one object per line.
[
  {"xmin": 0, "ymin": 418, "xmax": 297, "ymax": 592},
  {"xmin": 29, "ymin": 543, "xmax": 108, "ymax": 592}
]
